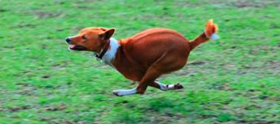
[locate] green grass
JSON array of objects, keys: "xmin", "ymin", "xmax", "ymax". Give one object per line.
[{"xmin": 1, "ymin": 0, "xmax": 280, "ymax": 123}]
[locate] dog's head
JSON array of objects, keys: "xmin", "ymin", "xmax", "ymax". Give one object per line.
[{"xmin": 65, "ymin": 27, "xmax": 115, "ymax": 52}]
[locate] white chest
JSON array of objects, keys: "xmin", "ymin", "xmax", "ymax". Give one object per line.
[{"xmin": 101, "ymin": 38, "xmax": 120, "ymax": 67}]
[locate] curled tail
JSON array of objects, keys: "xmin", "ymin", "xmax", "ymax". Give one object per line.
[{"xmin": 190, "ymin": 19, "xmax": 219, "ymax": 50}]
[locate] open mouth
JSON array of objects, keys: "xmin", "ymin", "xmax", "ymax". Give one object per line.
[{"xmin": 69, "ymin": 45, "xmax": 87, "ymax": 51}]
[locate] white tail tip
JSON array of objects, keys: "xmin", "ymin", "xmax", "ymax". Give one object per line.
[{"xmin": 211, "ymin": 33, "xmax": 220, "ymax": 40}]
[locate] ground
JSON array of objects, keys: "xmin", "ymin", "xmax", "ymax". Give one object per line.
[{"xmin": 0, "ymin": 0, "xmax": 280, "ymax": 124}]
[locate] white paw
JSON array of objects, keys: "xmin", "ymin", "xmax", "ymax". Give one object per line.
[
  {"xmin": 156, "ymin": 81, "xmax": 184, "ymax": 91},
  {"xmin": 113, "ymin": 88, "xmax": 137, "ymax": 96},
  {"xmin": 167, "ymin": 83, "xmax": 184, "ymax": 90}
]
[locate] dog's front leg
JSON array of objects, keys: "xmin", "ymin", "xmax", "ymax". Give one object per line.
[
  {"xmin": 136, "ymin": 68, "xmax": 161, "ymax": 94},
  {"xmin": 113, "ymin": 67, "xmax": 161, "ymax": 96}
]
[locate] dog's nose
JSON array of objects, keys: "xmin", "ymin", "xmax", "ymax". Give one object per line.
[{"xmin": 65, "ymin": 37, "xmax": 71, "ymax": 43}]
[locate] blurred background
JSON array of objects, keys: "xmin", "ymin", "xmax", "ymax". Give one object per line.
[{"xmin": 0, "ymin": 0, "xmax": 280, "ymax": 123}]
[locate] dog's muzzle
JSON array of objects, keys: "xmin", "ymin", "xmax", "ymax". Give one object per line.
[
  {"xmin": 65, "ymin": 37, "xmax": 72, "ymax": 44},
  {"xmin": 65, "ymin": 37, "xmax": 87, "ymax": 51}
]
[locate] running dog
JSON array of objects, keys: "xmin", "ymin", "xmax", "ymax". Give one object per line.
[{"xmin": 65, "ymin": 19, "xmax": 219, "ymax": 96}]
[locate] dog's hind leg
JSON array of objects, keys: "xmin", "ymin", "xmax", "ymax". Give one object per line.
[
  {"xmin": 136, "ymin": 50, "xmax": 186, "ymax": 94},
  {"xmin": 149, "ymin": 81, "xmax": 184, "ymax": 91}
]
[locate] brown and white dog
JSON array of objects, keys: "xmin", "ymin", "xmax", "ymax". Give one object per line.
[{"xmin": 65, "ymin": 19, "xmax": 219, "ymax": 96}]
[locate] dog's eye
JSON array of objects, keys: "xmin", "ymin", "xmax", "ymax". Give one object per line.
[{"xmin": 82, "ymin": 35, "xmax": 87, "ymax": 40}]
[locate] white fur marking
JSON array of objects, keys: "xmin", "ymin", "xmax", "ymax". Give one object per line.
[
  {"xmin": 101, "ymin": 38, "xmax": 120, "ymax": 67},
  {"xmin": 113, "ymin": 88, "xmax": 137, "ymax": 96},
  {"xmin": 211, "ymin": 33, "xmax": 220, "ymax": 40}
]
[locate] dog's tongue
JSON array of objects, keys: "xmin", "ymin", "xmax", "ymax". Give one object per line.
[{"xmin": 69, "ymin": 45, "xmax": 75, "ymax": 49}]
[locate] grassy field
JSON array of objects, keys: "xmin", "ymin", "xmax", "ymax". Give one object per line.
[{"xmin": 1, "ymin": 0, "xmax": 280, "ymax": 123}]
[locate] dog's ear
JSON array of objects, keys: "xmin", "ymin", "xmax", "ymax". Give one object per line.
[{"xmin": 100, "ymin": 29, "xmax": 115, "ymax": 40}]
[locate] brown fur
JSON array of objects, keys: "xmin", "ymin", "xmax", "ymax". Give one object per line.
[{"xmin": 67, "ymin": 20, "xmax": 218, "ymax": 95}]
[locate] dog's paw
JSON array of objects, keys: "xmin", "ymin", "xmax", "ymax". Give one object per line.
[
  {"xmin": 166, "ymin": 83, "xmax": 184, "ymax": 90},
  {"xmin": 113, "ymin": 91, "xmax": 121, "ymax": 96},
  {"xmin": 113, "ymin": 88, "xmax": 137, "ymax": 96},
  {"xmin": 173, "ymin": 83, "xmax": 184, "ymax": 89}
]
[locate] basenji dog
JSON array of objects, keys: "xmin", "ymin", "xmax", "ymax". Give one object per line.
[{"xmin": 66, "ymin": 19, "xmax": 219, "ymax": 96}]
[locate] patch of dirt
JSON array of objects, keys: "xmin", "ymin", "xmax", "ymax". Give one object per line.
[
  {"xmin": 130, "ymin": 14, "xmax": 170, "ymax": 22},
  {"xmin": 188, "ymin": 61, "xmax": 205, "ymax": 66},
  {"xmin": 263, "ymin": 60, "xmax": 280, "ymax": 75},
  {"xmin": 16, "ymin": 82, "xmax": 36, "ymax": 96},
  {"xmin": 44, "ymin": 104, "xmax": 67, "ymax": 111},
  {"xmin": 236, "ymin": 45, "xmax": 280, "ymax": 75},
  {"xmin": 146, "ymin": 112, "xmax": 183, "ymax": 124},
  {"xmin": 0, "ymin": 107, "xmax": 4, "ymax": 112},
  {"xmin": 235, "ymin": 0, "xmax": 280, "ymax": 8},
  {"xmin": 219, "ymin": 83, "xmax": 232, "ymax": 91},
  {"xmin": 148, "ymin": 115, "xmax": 174, "ymax": 124},
  {"xmin": 237, "ymin": 120, "xmax": 275, "ymax": 124},
  {"xmin": 175, "ymin": 0, "xmax": 280, "ymax": 8},
  {"xmin": 41, "ymin": 44, "xmax": 48, "ymax": 49},
  {"xmin": 64, "ymin": 121, "xmax": 85, "ymax": 124},
  {"xmin": 93, "ymin": 63, "xmax": 111, "ymax": 69},
  {"xmin": 39, "ymin": 118, "xmax": 85, "ymax": 124},
  {"xmin": 14, "ymin": 24, "xmax": 36, "ymax": 28},
  {"xmin": 32, "ymin": 11, "xmax": 64, "ymax": 19},
  {"xmin": 9, "ymin": 105, "xmax": 31, "ymax": 112},
  {"xmin": 235, "ymin": 1, "xmax": 259, "ymax": 8},
  {"xmin": 52, "ymin": 63, "xmax": 67, "ymax": 71},
  {"xmin": 17, "ymin": 86, "xmax": 36, "ymax": 96},
  {"xmin": 72, "ymin": 4, "xmax": 90, "ymax": 10}
]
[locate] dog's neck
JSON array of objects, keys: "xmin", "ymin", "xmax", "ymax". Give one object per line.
[{"xmin": 96, "ymin": 38, "xmax": 120, "ymax": 67}]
